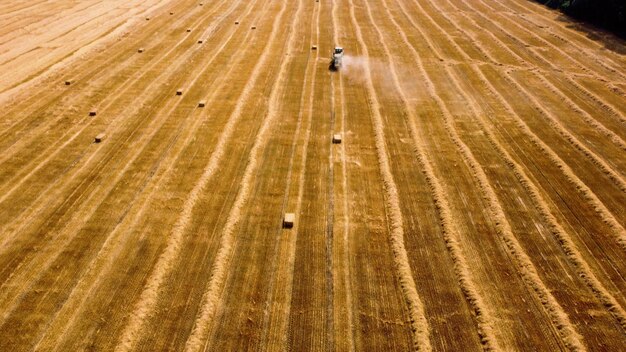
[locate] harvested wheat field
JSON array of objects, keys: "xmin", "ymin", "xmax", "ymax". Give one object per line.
[{"xmin": 1, "ymin": 0, "xmax": 626, "ymax": 350}]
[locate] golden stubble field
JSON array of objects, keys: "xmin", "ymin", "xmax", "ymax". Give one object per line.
[{"xmin": 1, "ymin": 0, "xmax": 625, "ymax": 350}]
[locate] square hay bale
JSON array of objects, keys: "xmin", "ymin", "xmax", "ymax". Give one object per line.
[
  {"xmin": 187, "ymin": 28, "xmax": 192, "ymax": 32},
  {"xmin": 94, "ymin": 133, "xmax": 106, "ymax": 143},
  {"xmin": 89, "ymin": 109, "xmax": 97, "ymax": 117},
  {"xmin": 332, "ymin": 134, "xmax": 342, "ymax": 144},
  {"xmin": 235, "ymin": 21, "xmax": 239, "ymax": 24},
  {"xmin": 198, "ymin": 39, "xmax": 204, "ymax": 44},
  {"xmin": 170, "ymin": 11, "xmax": 174, "ymax": 15},
  {"xmin": 176, "ymin": 89, "xmax": 183, "ymax": 96},
  {"xmin": 198, "ymin": 100, "xmax": 206, "ymax": 107},
  {"xmin": 145, "ymin": 17, "xmax": 150, "ymax": 21},
  {"xmin": 64, "ymin": 80, "xmax": 71, "ymax": 86},
  {"xmin": 138, "ymin": 48, "xmax": 144, "ymax": 53},
  {"xmin": 251, "ymin": 26, "xmax": 256, "ymax": 30},
  {"xmin": 311, "ymin": 45, "xmax": 317, "ymax": 50},
  {"xmin": 199, "ymin": 2, "xmax": 203, "ymax": 6},
  {"xmin": 283, "ymin": 213, "xmax": 295, "ymax": 228}
]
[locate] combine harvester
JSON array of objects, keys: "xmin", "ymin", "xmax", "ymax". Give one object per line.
[{"xmin": 330, "ymin": 46, "xmax": 344, "ymax": 71}]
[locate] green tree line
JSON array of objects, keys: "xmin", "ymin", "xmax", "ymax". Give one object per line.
[{"xmin": 536, "ymin": 0, "xmax": 625, "ymax": 37}]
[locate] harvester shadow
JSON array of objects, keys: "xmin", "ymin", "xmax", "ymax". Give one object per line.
[{"xmin": 328, "ymin": 61, "xmax": 338, "ymax": 72}]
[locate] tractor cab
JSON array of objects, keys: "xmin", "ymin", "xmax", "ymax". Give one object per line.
[{"xmin": 331, "ymin": 47, "xmax": 344, "ymax": 70}]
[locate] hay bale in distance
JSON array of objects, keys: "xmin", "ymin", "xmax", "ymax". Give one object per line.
[
  {"xmin": 198, "ymin": 100, "xmax": 206, "ymax": 107},
  {"xmin": 89, "ymin": 109, "xmax": 97, "ymax": 117},
  {"xmin": 283, "ymin": 213, "xmax": 295, "ymax": 228},
  {"xmin": 64, "ymin": 80, "xmax": 71, "ymax": 86},
  {"xmin": 311, "ymin": 45, "xmax": 317, "ymax": 50},
  {"xmin": 332, "ymin": 134, "xmax": 342, "ymax": 144},
  {"xmin": 198, "ymin": 39, "xmax": 204, "ymax": 44},
  {"xmin": 94, "ymin": 133, "xmax": 106, "ymax": 143},
  {"xmin": 138, "ymin": 48, "xmax": 144, "ymax": 53},
  {"xmin": 235, "ymin": 21, "xmax": 239, "ymax": 24},
  {"xmin": 176, "ymin": 89, "xmax": 183, "ymax": 96},
  {"xmin": 187, "ymin": 28, "xmax": 191, "ymax": 32},
  {"xmin": 251, "ymin": 26, "xmax": 256, "ymax": 29}
]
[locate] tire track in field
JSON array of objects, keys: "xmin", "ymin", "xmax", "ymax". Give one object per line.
[
  {"xmin": 445, "ymin": 64, "xmax": 626, "ymax": 335},
  {"xmin": 411, "ymin": 0, "xmax": 626, "ymax": 242},
  {"xmin": 390, "ymin": 0, "xmax": 589, "ymax": 348},
  {"xmin": 336, "ymin": 4, "xmax": 415, "ymax": 346},
  {"xmin": 442, "ymin": 4, "xmax": 533, "ymax": 68},
  {"xmin": 259, "ymin": 43, "xmax": 313, "ymax": 352},
  {"xmin": 0, "ymin": 0, "xmax": 201, "ymax": 141},
  {"xmin": 0, "ymin": 0, "xmax": 214, "ymax": 154},
  {"xmin": 0, "ymin": 0, "xmax": 77, "ymax": 42},
  {"xmin": 472, "ymin": 62, "xmax": 626, "ymax": 257},
  {"xmin": 283, "ymin": 56, "xmax": 333, "ymax": 351},
  {"xmin": 324, "ymin": 1, "xmax": 336, "ymax": 346},
  {"xmin": 128, "ymin": 12, "xmax": 288, "ymax": 341},
  {"xmin": 438, "ymin": 0, "xmax": 626, "ymax": 328},
  {"xmin": 443, "ymin": 0, "xmax": 626, "ymax": 129},
  {"xmin": 473, "ymin": 0, "xmax": 626, "ymax": 86},
  {"xmin": 257, "ymin": 1, "xmax": 319, "ymax": 349},
  {"xmin": 434, "ymin": 13, "xmax": 622, "ymax": 332},
  {"xmin": 0, "ymin": 0, "xmax": 142, "ymax": 48},
  {"xmin": 345, "ymin": 0, "xmax": 431, "ymax": 350},
  {"xmin": 562, "ymin": 78, "xmax": 626, "ymax": 126},
  {"xmin": 0, "ymin": 0, "xmax": 234, "ymax": 225},
  {"xmin": 202, "ymin": 0, "xmax": 313, "ymax": 349},
  {"xmin": 0, "ymin": 0, "xmax": 252, "ymax": 324},
  {"xmin": 0, "ymin": 0, "xmax": 110, "ymax": 62},
  {"xmin": 506, "ymin": 72, "xmax": 626, "ymax": 186},
  {"xmin": 448, "ymin": 1, "xmax": 624, "ymax": 121},
  {"xmin": 0, "ymin": 34, "xmax": 231, "ymax": 332},
  {"xmin": 575, "ymin": 78, "xmax": 626, "ymax": 120},
  {"xmin": 333, "ymin": 51, "xmax": 356, "ymax": 352},
  {"xmin": 440, "ymin": 1, "xmax": 626, "ymax": 194},
  {"xmin": 0, "ymin": 0, "xmax": 49, "ymax": 21},
  {"xmin": 0, "ymin": 0, "xmax": 182, "ymax": 106},
  {"xmin": 485, "ymin": 0, "xmax": 626, "ymax": 84},
  {"xmin": 330, "ymin": 0, "xmax": 356, "ymax": 348},
  {"xmin": 30, "ymin": 1, "xmax": 269, "ymax": 348},
  {"xmin": 0, "ymin": 80, "xmax": 197, "ymax": 347},
  {"xmin": 421, "ymin": 0, "xmax": 626, "ymax": 197},
  {"xmin": 544, "ymin": 74, "xmax": 626, "ymax": 144},
  {"xmin": 460, "ymin": 0, "xmax": 624, "ymax": 160},
  {"xmin": 441, "ymin": 3, "xmax": 626, "ymax": 151},
  {"xmin": 457, "ymin": 12, "xmax": 626, "ymax": 149},
  {"xmin": 0, "ymin": 0, "xmax": 51, "ymax": 17},
  {"xmin": 0, "ymin": 0, "xmax": 176, "ymax": 94},
  {"xmin": 113, "ymin": 0, "xmax": 293, "ymax": 349},
  {"xmin": 0, "ymin": 0, "xmax": 130, "ymax": 48},
  {"xmin": 0, "ymin": 0, "xmax": 238, "ymax": 254},
  {"xmin": 44, "ymin": 0, "xmax": 276, "ymax": 347},
  {"xmin": 495, "ymin": 0, "xmax": 623, "ymax": 63},
  {"xmin": 433, "ymin": 70, "xmax": 588, "ymax": 351},
  {"xmin": 483, "ymin": 70, "xmax": 626, "ymax": 243},
  {"xmin": 0, "ymin": 0, "xmax": 171, "ymax": 60},
  {"xmin": 388, "ymin": 0, "xmax": 585, "ymax": 348},
  {"xmin": 417, "ymin": 0, "xmax": 626, "ymax": 333},
  {"xmin": 370, "ymin": 0, "xmax": 502, "ymax": 349},
  {"xmin": 471, "ymin": 59, "xmax": 626, "ymax": 274},
  {"xmin": 181, "ymin": 1, "xmax": 303, "ymax": 350}
]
